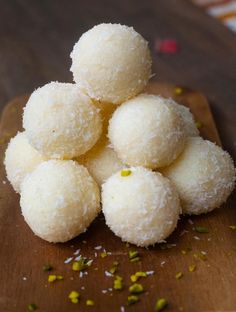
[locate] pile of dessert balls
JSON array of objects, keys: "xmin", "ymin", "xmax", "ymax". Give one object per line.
[{"xmin": 5, "ymin": 24, "xmax": 235, "ymax": 247}]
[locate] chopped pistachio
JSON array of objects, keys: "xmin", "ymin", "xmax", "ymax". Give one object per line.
[
  {"xmin": 48, "ymin": 275, "xmax": 57, "ymax": 283},
  {"xmin": 129, "ymin": 283, "xmax": 144, "ymax": 294},
  {"xmin": 175, "ymin": 272, "xmax": 183, "ymax": 279},
  {"xmin": 113, "ymin": 275, "xmax": 123, "ymax": 290},
  {"xmin": 188, "ymin": 264, "xmax": 196, "ymax": 272},
  {"xmin": 174, "ymin": 87, "xmax": 183, "ymax": 95},
  {"xmin": 155, "ymin": 298, "xmax": 168, "ymax": 311},
  {"xmin": 100, "ymin": 252, "xmax": 108, "ymax": 258},
  {"xmin": 130, "ymin": 271, "xmax": 147, "ymax": 282},
  {"xmin": 109, "ymin": 261, "xmax": 119, "ymax": 274},
  {"xmin": 68, "ymin": 290, "xmax": 80, "ymax": 304},
  {"xmin": 71, "ymin": 298, "xmax": 79, "ymax": 304},
  {"xmin": 193, "ymin": 253, "xmax": 207, "ymax": 261},
  {"xmin": 129, "ymin": 250, "xmax": 139, "ymax": 259},
  {"xmin": 43, "ymin": 264, "xmax": 53, "ymax": 272},
  {"xmin": 229, "ymin": 225, "xmax": 236, "ymax": 230},
  {"xmin": 121, "ymin": 169, "xmax": 132, "ymax": 177},
  {"xmin": 86, "ymin": 299, "xmax": 95, "ymax": 306},
  {"xmin": 130, "ymin": 256, "xmax": 140, "ymax": 262},
  {"xmin": 194, "ymin": 226, "xmax": 209, "ymax": 233},
  {"xmin": 72, "ymin": 257, "xmax": 92, "ymax": 271},
  {"xmin": 115, "ymin": 274, "xmax": 123, "ymax": 281},
  {"xmin": 109, "ymin": 266, "xmax": 117, "ymax": 274},
  {"xmin": 128, "ymin": 295, "xmax": 139, "ymax": 305},
  {"xmin": 136, "ymin": 271, "xmax": 147, "ymax": 277},
  {"xmin": 48, "ymin": 275, "xmax": 63, "ymax": 282},
  {"xmin": 130, "ymin": 274, "xmax": 138, "ymax": 282},
  {"xmin": 195, "ymin": 121, "xmax": 203, "ymax": 129},
  {"xmin": 28, "ymin": 303, "xmax": 37, "ymax": 311}
]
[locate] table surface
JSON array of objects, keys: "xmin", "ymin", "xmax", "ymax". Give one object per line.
[{"xmin": 0, "ymin": 0, "xmax": 236, "ymax": 160}]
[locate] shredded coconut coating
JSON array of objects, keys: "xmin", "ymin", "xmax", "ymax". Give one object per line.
[
  {"xmin": 102, "ymin": 167, "xmax": 181, "ymax": 247},
  {"xmin": 161, "ymin": 137, "xmax": 236, "ymax": 215},
  {"xmin": 70, "ymin": 23, "xmax": 152, "ymax": 104},
  {"xmin": 20, "ymin": 160, "xmax": 101, "ymax": 243},
  {"xmin": 92, "ymin": 99, "xmax": 116, "ymax": 132},
  {"xmin": 23, "ymin": 82, "xmax": 102, "ymax": 159},
  {"xmin": 166, "ymin": 99, "xmax": 199, "ymax": 136},
  {"xmin": 108, "ymin": 94, "xmax": 186, "ymax": 169},
  {"xmin": 4, "ymin": 131, "xmax": 45, "ymax": 193},
  {"xmin": 77, "ymin": 137, "xmax": 124, "ymax": 186}
]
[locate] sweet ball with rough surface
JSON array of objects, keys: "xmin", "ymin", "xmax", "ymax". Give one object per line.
[
  {"xmin": 102, "ymin": 167, "xmax": 181, "ymax": 247},
  {"xmin": 167, "ymin": 99, "xmax": 199, "ymax": 137},
  {"xmin": 4, "ymin": 132, "xmax": 45, "ymax": 193},
  {"xmin": 77, "ymin": 137, "xmax": 124, "ymax": 186},
  {"xmin": 20, "ymin": 160, "xmax": 100, "ymax": 243},
  {"xmin": 70, "ymin": 23, "xmax": 152, "ymax": 104},
  {"xmin": 161, "ymin": 137, "xmax": 235, "ymax": 215},
  {"xmin": 23, "ymin": 82, "xmax": 102, "ymax": 159},
  {"xmin": 108, "ymin": 94, "xmax": 186, "ymax": 169}
]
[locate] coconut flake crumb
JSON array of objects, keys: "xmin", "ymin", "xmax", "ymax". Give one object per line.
[
  {"xmin": 105, "ymin": 271, "xmax": 113, "ymax": 277},
  {"xmin": 75, "ymin": 255, "xmax": 82, "ymax": 261},
  {"xmin": 161, "ymin": 261, "xmax": 166, "ymax": 267},
  {"xmin": 22, "ymin": 277, "xmax": 27, "ymax": 281},
  {"xmin": 121, "ymin": 306, "xmax": 125, "ymax": 312},
  {"xmin": 188, "ymin": 219, "xmax": 194, "ymax": 225},
  {"xmin": 194, "ymin": 236, "xmax": 200, "ymax": 240},
  {"xmin": 102, "ymin": 290, "xmax": 107, "ymax": 294},
  {"xmin": 146, "ymin": 270, "xmax": 155, "ymax": 275},
  {"xmin": 64, "ymin": 257, "xmax": 74, "ymax": 264},
  {"xmin": 73, "ymin": 249, "xmax": 80, "ymax": 255},
  {"xmin": 94, "ymin": 245, "xmax": 102, "ymax": 250}
]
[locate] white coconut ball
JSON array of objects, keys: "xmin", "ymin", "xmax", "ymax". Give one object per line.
[
  {"xmin": 20, "ymin": 160, "xmax": 100, "ymax": 243},
  {"xmin": 108, "ymin": 94, "xmax": 186, "ymax": 169},
  {"xmin": 23, "ymin": 82, "xmax": 102, "ymax": 159},
  {"xmin": 102, "ymin": 167, "xmax": 181, "ymax": 247},
  {"xmin": 166, "ymin": 98, "xmax": 199, "ymax": 136},
  {"xmin": 4, "ymin": 131, "xmax": 45, "ymax": 193},
  {"xmin": 70, "ymin": 23, "xmax": 152, "ymax": 104},
  {"xmin": 77, "ymin": 138, "xmax": 124, "ymax": 186},
  {"xmin": 161, "ymin": 137, "xmax": 235, "ymax": 215}
]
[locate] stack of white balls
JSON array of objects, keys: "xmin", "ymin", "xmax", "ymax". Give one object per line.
[{"xmin": 4, "ymin": 23, "xmax": 235, "ymax": 247}]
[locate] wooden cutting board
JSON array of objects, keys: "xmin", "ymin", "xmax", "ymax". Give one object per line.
[{"xmin": 0, "ymin": 82, "xmax": 235, "ymax": 312}]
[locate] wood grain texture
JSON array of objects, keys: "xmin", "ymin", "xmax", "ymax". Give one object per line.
[
  {"xmin": 0, "ymin": 0, "xmax": 236, "ymax": 160},
  {"xmin": 0, "ymin": 82, "xmax": 235, "ymax": 312}
]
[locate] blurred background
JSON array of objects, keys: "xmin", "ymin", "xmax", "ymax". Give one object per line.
[{"xmin": 0, "ymin": 0, "xmax": 235, "ymax": 158}]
